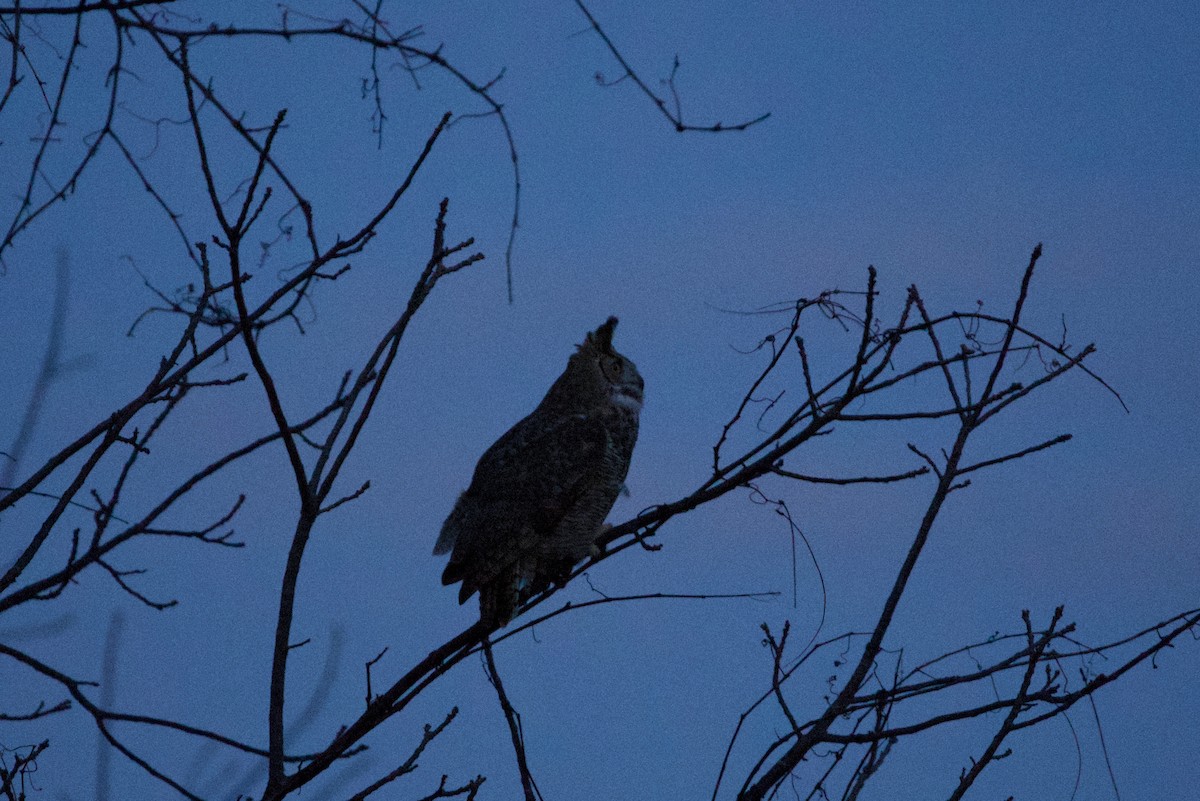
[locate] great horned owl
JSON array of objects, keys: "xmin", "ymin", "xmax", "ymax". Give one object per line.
[{"xmin": 434, "ymin": 317, "xmax": 643, "ymax": 626}]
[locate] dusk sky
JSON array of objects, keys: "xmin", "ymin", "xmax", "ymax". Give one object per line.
[{"xmin": 1, "ymin": 2, "xmax": 1198, "ymax": 799}]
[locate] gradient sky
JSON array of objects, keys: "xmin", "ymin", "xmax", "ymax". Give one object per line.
[{"xmin": 1, "ymin": 2, "xmax": 1198, "ymax": 799}]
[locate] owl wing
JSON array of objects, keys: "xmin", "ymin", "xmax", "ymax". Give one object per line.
[{"xmin": 438, "ymin": 411, "xmax": 611, "ymax": 603}]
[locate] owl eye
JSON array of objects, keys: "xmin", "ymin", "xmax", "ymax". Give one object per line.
[{"xmin": 602, "ymin": 356, "xmax": 623, "ymax": 379}]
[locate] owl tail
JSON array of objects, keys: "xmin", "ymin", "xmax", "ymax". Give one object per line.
[{"xmin": 479, "ymin": 583, "xmax": 518, "ymax": 628}]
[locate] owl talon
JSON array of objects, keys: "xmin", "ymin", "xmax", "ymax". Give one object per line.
[{"xmin": 551, "ymin": 559, "xmax": 575, "ymax": 588}]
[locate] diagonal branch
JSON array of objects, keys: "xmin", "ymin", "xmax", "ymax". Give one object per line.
[
  {"xmin": 482, "ymin": 640, "xmax": 541, "ymax": 801},
  {"xmin": 571, "ymin": 0, "xmax": 770, "ymax": 133}
]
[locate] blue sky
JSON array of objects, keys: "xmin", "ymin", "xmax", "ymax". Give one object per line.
[{"xmin": 1, "ymin": 2, "xmax": 1198, "ymax": 799}]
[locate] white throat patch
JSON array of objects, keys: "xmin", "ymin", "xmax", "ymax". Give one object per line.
[{"xmin": 611, "ymin": 388, "xmax": 643, "ymax": 413}]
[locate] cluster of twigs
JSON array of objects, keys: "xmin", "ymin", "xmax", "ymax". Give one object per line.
[
  {"xmin": 647, "ymin": 247, "xmax": 1187, "ymax": 800},
  {"xmin": 0, "ymin": 739, "xmax": 49, "ymax": 801},
  {"xmin": 0, "ymin": 103, "xmax": 484, "ymax": 799},
  {"xmin": 0, "ymin": 2, "xmax": 491, "ymax": 796},
  {"xmin": 0, "ymin": 0, "xmax": 766, "ymax": 294},
  {"xmin": 724, "ymin": 603, "xmax": 1200, "ymax": 799},
  {"xmin": 0, "ymin": 2, "xmax": 772, "ymax": 798}
]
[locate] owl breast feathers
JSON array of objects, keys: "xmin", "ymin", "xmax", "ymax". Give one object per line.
[{"xmin": 434, "ymin": 317, "xmax": 643, "ymax": 626}]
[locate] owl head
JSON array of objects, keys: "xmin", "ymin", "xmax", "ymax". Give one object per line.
[
  {"xmin": 583, "ymin": 317, "xmax": 644, "ymax": 412},
  {"xmin": 546, "ymin": 317, "xmax": 644, "ymax": 413}
]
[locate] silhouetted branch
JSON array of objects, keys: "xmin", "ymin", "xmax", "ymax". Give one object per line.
[
  {"xmin": 0, "ymin": 739, "xmax": 49, "ymax": 801},
  {"xmin": 482, "ymin": 641, "xmax": 541, "ymax": 801},
  {"xmin": 771, "ymin": 465, "xmax": 930, "ymax": 485},
  {"xmin": 0, "ymin": 642, "xmax": 365, "ymax": 771},
  {"xmin": 0, "ymin": 699, "xmax": 70, "ymax": 721},
  {"xmin": 0, "ymin": 0, "xmax": 166, "ymax": 13},
  {"xmin": 761, "ymin": 622, "xmax": 802, "ymax": 736},
  {"xmin": 713, "ymin": 305, "xmax": 801, "ymax": 473},
  {"xmin": 572, "ymin": 0, "xmax": 770, "ymax": 133},
  {"xmin": 958, "ymin": 434, "xmax": 1073, "ymax": 475},
  {"xmin": 344, "ymin": 708, "xmax": 460, "ymax": 801},
  {"xmin": 493, "ymin": 590, "xmax": 781, "ymax": 649},
  {"xmin": 946, "ymin": 609, "xmax": 1058, "ymax": 801},
  {"xmin": 0, "ymin": 14, "xmax": 124, "ymax": 266},
  {"xmin": 120, "ymin": 5, "xmax": 521, "ymax": 300}
]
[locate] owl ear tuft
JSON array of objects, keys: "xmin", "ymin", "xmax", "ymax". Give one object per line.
[{"xmin": 586, "ymin": 316, "xmax": 619, "ymax": 352}]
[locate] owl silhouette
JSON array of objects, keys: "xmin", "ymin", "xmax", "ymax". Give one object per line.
[{"xmin": 434, "ymin": 317, "xmax": 643, "ymax": 626}]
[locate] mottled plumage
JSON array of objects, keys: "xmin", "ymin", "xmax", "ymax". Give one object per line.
[{"xmin": 435, "ymin": 317, "xmax": 643, "ymax": 625}]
